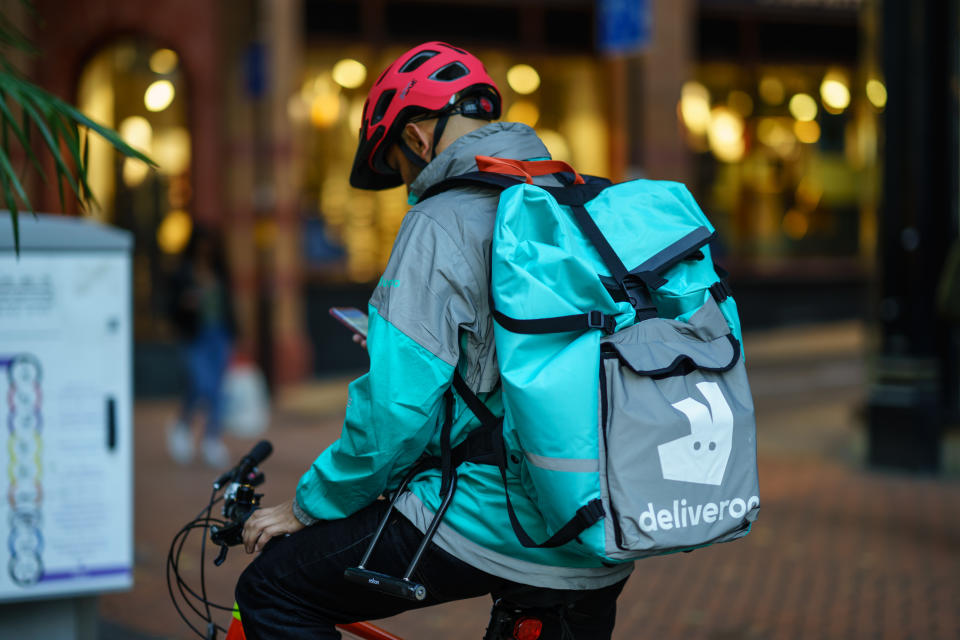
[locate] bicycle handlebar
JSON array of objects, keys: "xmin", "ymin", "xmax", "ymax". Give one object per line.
[{"xmin": 213, "ymin": 439, "xmax": 273, "ymax": 489}]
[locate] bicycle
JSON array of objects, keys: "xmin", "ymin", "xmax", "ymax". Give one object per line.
[{"xmin": 168, "ymin": 440, "xmax": 566, "ymax": 640}]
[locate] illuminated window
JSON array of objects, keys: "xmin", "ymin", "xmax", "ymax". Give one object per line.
[{"xmin": 679, "ymin": 63, "xmax": 878, "ymax": 265}]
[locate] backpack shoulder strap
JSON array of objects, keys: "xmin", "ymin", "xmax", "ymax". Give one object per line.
[
  {"xmin": 418, "ymin": 158, "xmax": 612, "ymax": 202},
  {"xmin": 419, "ymin": 171, "xmax": 520, "ymax": 201},
  {"xmin": 450, "ymin": 371, "xmax": 605, "ymax": 549}
]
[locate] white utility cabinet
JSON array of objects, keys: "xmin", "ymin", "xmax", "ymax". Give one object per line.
[{"xmin": 0, "ymin": 213, "xmax": 132, "ymax": 637}]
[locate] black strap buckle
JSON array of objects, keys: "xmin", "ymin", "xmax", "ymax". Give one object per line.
[
  {"xmin": 577, "ymin": 499, "xmax": 606, "ymax": 526},
  {"xmin": 587, "ymin": 310, "xmax": 616, "ymax": 334},
  {"xmin": 709, "ymin": 280, "xmax": 732, "ymax": 303}
]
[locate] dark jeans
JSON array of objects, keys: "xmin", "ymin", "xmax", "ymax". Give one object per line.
[
  {"xmin": 180, "ymin": 326, "xmax": 231, "ymax": 438},
  {"xmin": 236, "ymin": 499, "xmax": 627, "ymax": 639}
]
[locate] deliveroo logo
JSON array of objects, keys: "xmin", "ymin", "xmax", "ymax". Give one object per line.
[{"xmin": 657, "ymin": 382, "xmax": 733, "ymax": 486}]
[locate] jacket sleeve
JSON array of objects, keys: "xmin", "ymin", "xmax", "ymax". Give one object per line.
[{"xmin": 295, "ymin": 211, "xmax": 481, "ymax": 521}]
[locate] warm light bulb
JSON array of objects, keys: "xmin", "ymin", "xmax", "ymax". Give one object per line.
[
  {"xmin": 820, "ymin": 72, "xmax": 850, "ymax": 113},
  {"xmin": 310, "ymin": 93, "xmax": 341, "ymax": 128},
  {"xmin": 118, "ymin": 116, "xmax": 152, "ymax": 151},
  {"xmin": 866, "ymin": 79, "xmax": 887, "ymax": 109},
  {"xmin": 144, "ymin": 80, "xmax": 175, "ymax": 112},
  {"xmin": 332, "ymin": 59, "xmax": 367, "ymax": 89},
  {"xmin": 794, "ymin": 120, "xmax": 821, "ymax": 144},
  {"xmin": 506, "ymin": 100, "xmax": 540, "ymax": 128},
  {"xmin": 149, "ymin": 49, "xmax": 178, "ymax": 74},
  {"xmin": 123, "ymin": 158, "xmax": 150, "ymax": 187},
  {"xmin": 507, "ymin": 64, "xmax": 540, "ymax": 95},
  {"xmin": 757, "ymin": 118, "xmax": 797, "ymax": 157},
  {"xmin": 157, "ymin": 210, "xmax": 193, "ymax": 254},
  {"xmin": 707, "ymin": 107, "xmax": 745, "ymax": 163},
  {"xmin": 680, "ymin": 81, "xmax": 711, "ymax": 136},
  {"xmin": 153, "ymin": 127, "xmax": 191, "ymax": 175},
  {"xmin": 536, "ymin": 129, "xmax": 570, "ymax": 163},
  {"xmin": 759, "ymin": 76, "xmax": 785, "ymax": 105},
  {"xmin": 788, "ymin": 93, "xmax": 818, "ymax": 122}
]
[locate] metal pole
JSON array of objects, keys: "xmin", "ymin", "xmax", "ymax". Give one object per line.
[{"xmin": 867, "ymin": 0, "xmax": 960, "ymax": 472}]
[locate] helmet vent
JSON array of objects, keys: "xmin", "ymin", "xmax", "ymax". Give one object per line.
[
  {"xmin": 374, "ymin": 62, "xmax": 394, "ymax": 87},
  {"xmin": 430, "ymin": 62, "xmax": 469, "ymax": 82},
  {"xmin": 399, "ymin": 50, "xmax": 439, "ymax": 73},
  {"xmin": 371, "ymin": 89, "xmax": 396, "ymax": 125}
]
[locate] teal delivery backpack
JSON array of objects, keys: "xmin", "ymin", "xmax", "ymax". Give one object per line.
[{"xmin": 423, "ymin": 156, "xmax": 759, "ymax": 564}]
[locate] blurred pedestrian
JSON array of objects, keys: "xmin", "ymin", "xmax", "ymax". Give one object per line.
[{"xmin": 166, "ymin": 225, "xmax": 236, "ymax": 468}]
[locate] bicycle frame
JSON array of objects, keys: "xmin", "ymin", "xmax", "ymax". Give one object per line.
[
  {"xmin": 172, "ymin": 441, "xmax": 549, "ymax": 640},
  {"xmin": 225, "ymin": 615, "xmax": 403, "ymax": 640}
]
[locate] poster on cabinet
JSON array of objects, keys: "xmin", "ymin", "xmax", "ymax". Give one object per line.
[{"xmin": 0, "ymin": 225, "xmax": 133, "ymax": 602}]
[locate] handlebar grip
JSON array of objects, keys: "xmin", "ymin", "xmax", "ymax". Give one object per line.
[
  {"xmin": 344, "ymin": 568, "xmax": 427, "ymax": 601},
  {"xmin": 246, "ymin": 440, "xmax": 273, "ymax": 466},
  {"xmin": 216, "ymin": 440, "xmax": 274, "ymax": 488}
]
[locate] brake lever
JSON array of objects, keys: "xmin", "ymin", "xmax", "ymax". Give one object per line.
[{"xmin": 213, "ymin": 544, "xmax": 229, "ymax": 567}]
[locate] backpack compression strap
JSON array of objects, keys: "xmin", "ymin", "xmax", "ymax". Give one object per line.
[
  {"xmin": 449, "ymin": 372, "xmax": 605, "ymax": 549},
  {"xmin": 420, "ymin": 167, "xmax": 621, "ymax": 334}
]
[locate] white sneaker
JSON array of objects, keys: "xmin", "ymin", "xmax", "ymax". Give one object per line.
[
  {"xmin": 202, "ymin": 438, "xmax": 230, "ymax": 469},
  {"xmin": 166, "ymin": 421, "xmax": 194, "ymax": 464}
]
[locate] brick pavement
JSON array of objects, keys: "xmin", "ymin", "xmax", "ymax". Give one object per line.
[{"xmin": 98, "ymin": 321, "xmax": 960, "ymax": 640}]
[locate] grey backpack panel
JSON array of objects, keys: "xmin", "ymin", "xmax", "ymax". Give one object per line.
[{"xmin": 598, "ymin": 299, "xmax": 759, "ymax": 560}]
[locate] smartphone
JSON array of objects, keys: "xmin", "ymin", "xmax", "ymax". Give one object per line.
[{"xmin": 329, "ymin": 307, "xmax": 369, "ymax": 338}]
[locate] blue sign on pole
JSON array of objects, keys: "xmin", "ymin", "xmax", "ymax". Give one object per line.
[
  {"xmin": 597, "ymin": 0, "xmax": 651, "ymax": 55},
  {"xmin": 244, "ymin": 42, "xmax": 268, "ymax": 99}
]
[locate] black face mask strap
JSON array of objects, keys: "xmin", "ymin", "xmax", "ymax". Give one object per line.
[
  {"xmin": 399, "ymin": 137, "xmax": 428, "ymax": 170},
  {"xmin": 431, "ymin": 112, "xmax": 452, "ymax": 162}
]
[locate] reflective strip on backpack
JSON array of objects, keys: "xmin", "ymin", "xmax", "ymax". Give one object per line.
[{"xmin": 524, "ymin": 452, "xmax": 599, "ymax": 473}]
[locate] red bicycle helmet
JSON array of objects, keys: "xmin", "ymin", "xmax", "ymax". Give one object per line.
[{"xmin": 350, "ymin": 42, "xmax": 502, "ymax": 190}]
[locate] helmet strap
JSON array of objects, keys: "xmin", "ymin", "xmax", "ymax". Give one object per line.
[
  {"xmin": 401, "ymin": 94, "xmax": 495, "ymax": 169},
  {"xmin": 430, "ymin": 95, "xmax": 496, "ymax": 159}
]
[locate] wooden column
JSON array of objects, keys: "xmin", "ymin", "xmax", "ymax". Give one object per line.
[
  {"xmin": 261, "ymin": 0, "xmax": 312, "ymax": 385},
  {"xmin": 638, "ymin": 0, "xmax": 693, "ymax": 183}
]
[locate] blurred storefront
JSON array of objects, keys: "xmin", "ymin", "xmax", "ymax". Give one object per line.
[
  {"xmin": 21, "ymin": 0, "xmax": 883, "ymax": 389},
  {"xmin": 29, "ymin": 0, "xmax": 234, "ymax": 393},
  {"xmin": 685, "ymin": 0, "xmax": 876, "ymax": 326}
]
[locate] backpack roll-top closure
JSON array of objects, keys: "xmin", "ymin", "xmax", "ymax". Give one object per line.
[{"xmin": 601, "ymin": 298, "xmax": 740, "ymax": 377}]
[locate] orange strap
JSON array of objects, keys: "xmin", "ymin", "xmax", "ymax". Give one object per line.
[{"xmin": 475, "ymin": 155, "xmax": 585, "ymax": 185}]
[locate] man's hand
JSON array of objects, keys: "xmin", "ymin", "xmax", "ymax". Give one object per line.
[
  {"xmin": 242, "ymin": 500, "xmax": 305, "ymax": 554},
  {"xmin": 352, "ymin": 333, "xmax": 367, "ymax": 349}
]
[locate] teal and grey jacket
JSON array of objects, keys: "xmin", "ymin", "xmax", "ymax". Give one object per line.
[{"xmin": 294, "ymin": 123, "xmax": 633, "ymax": 589}]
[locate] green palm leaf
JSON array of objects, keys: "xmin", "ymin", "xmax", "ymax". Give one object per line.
[{"xmin": 0, "ymin": 19, "xmax": 155, "ymax": 254}]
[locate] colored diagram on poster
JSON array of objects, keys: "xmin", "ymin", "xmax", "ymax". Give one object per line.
[{"xmin": 4, "ymin": 354, "xmax": 44, "ymax": 587}]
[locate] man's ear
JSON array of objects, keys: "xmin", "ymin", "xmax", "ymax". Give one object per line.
[{"xmin": 401, "ymin": 121, "xmax": 433, "ymax": 162}]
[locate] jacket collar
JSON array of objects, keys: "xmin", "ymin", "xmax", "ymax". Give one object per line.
[{"xmin": 408, "ymin": 122, "xmax": 550, "ymax": 202}]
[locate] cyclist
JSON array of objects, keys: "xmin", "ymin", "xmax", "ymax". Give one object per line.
[{"xmin": 236, "ymin": 42, "xmax": 631, "ymax": 639}]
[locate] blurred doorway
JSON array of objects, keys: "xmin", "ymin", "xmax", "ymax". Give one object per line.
[
  {"xmin": 77, "ymin": 38, "xmax": 195, "ymax": 392},
  {"xmin": 77, "ymin": 38, "xmax": 193, "ymax": 345}
]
